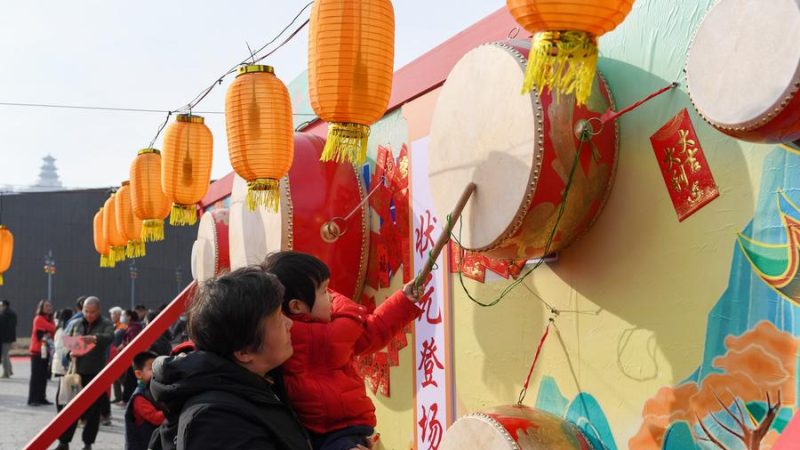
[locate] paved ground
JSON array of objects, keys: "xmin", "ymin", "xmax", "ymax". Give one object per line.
[{"xmin": 0, "ymin": 357, "xmax": 125, "ymax": 450}]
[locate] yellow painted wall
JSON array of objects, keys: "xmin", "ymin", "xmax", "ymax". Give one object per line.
[{"xmin": 362, "ymin": 1, "xmax": 796, "ymax": 448}]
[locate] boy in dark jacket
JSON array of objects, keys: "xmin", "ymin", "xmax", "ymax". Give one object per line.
[
  {"xmin": 263, "ymin": 251, "xmax": 421, "ymax": 450},
  {"xmin": 125, "ymin": 351, "xmax": 164, "ymax": 450}
]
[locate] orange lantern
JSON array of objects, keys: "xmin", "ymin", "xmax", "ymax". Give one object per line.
[
  {"xmin": 506, "ymin": 0, "xmax": 634, "ymax": 104},
  {"xmin": 0, "ymin": 225, "xmax": 13, "ymax": 285},
  {"xmin": 308, "ymin": 0, "xmax": 395, "ymax": 165},
  {"xmin": 103, "ymin": 193, "xmax": 127, "ymax": 263},
  {"xmin": 115, "ymin": 181, "xmax": 146, "ymax": 258},
  {"xmin": 226, "ymin": 65, "xmax": 294, "ymax": 212},
  {"xmin": 161, "ymin": 114, "xmax": 213, "ymax": 226},
  {"xmin": 130, "ymin": 148, "xmax": 171, "ymax": 242},
  {"xmin": 93, "ymin": 208, "xmax": 115, "ymax": 268}
]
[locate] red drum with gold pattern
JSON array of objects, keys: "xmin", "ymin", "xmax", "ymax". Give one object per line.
[
  {"xmin": 686, "ymin": 0, "xmax": 800, "ymax": 143},
  {"xmin": 227, "ymin": 132, "xmax": 368, "ymax": 300},
  {"xmin": 441, "ymin": 405, "xmax": 594, "ymax": 450},
  {"xmin": 429, "ymin": 40, "xmax": 618, "ymax": 260},
  {"xmin": 190, "ymin": 208, "xmax": 230, "ymax": 282}
]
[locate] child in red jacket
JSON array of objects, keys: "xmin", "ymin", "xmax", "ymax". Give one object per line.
[{"xmin": 264, "ymin": 251, "xmax": 421, "ymax": 450}]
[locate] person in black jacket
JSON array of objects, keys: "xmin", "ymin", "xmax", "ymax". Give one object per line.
[
  {"xmin": 0, "ymin": 299, "xmax": 17, "ymax": 378},
  {"xmin": 150, "ymin": 266, "xmax": 313, "ymax": 450}
]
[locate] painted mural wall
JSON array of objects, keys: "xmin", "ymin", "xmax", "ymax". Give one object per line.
[{"xmin": 289, "ymin": 0, "xmax": 799, "ymax": 448}]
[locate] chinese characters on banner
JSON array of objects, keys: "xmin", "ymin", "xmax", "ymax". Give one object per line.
[
  {"xmin": 650, "ymin": 108, "xmax": 719, "ymax": 221},
  {"xmin": 410, "ymin": 136, "xmax": 452, "ymax": 450},
  {"xmin": 357, "ymin": 145, "xmax": 414, "ymax": 396}
]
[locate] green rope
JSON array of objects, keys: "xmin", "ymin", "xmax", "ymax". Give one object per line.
[{"xmin": 455, "ymin": 129, "xmax": 592, "ymax": 308}]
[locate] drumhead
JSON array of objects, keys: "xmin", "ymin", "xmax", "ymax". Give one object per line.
[
  {"xmin": 190, "ymin": 237, "xmax": 214, "ymax": 282},
  {"xmin": 441, "ymin": 415, "xmax": 517, "ymax": 450},
  {"xmin": 191, "ymin": 209, "xmax": 229, "ymax": 281},
  {"xmin": 228, "ymin": 174, "xmax": 285, "ymax": 270},
  {"xmin": 429, "ymin": 42, "xmax": 540, "ymax": 251},
  {"xmin": 686, "ymin": 0, "xmax": 800, "ymax": 129}
]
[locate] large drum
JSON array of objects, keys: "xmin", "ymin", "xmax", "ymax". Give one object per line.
[
  {"xmin": 686, "ymin": 0, "xmax": 800, "ymax": 144},
  {"xmin": 190, "ymin": 208, "xmax": 230, "ymax": 282},
  {"xmin": 429, "ymin": 41, "xmax": 618, "ymax": 260},
  {"xmin": 227, "ymin": 132, "xmax": 369, "ymax": 300},
  {"xmin": 441, "ymin": 405, "xmax": 593, "ymax": 450}
]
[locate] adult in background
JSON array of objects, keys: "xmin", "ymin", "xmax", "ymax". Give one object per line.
[
  {"xmin": 0, "ymin": 299, "xmax": 18, "ymax": 378},
  {"xmin": 134, "ymin": 305, "xmax": 148, "ymax": 324},
  {"xmin": 28, "ymin": 300, "xmax": 55, "ymax": 405},
  {"xmin": 150, "ymin": 266, "xmax": 313, "ymax": 450},
  {"xmin": 109, "ymin": 306, "xmax": 125, "ymax": 332},
  {"xmin": 145, "ymin": 311, "xmax": 172, "ymax": 356},
  {"xmin": 121, "ymin": 309, "xmax": 143, "ymax": 402},
  {"xmin": 63, "ymin": 296, "xmax": 88, "ymax": 336},
  {"xmin": 55, "ymin": 296, "xmax": 114, "ymax": 450},
  {"xmin": 51, "ymin": 308, "xmax": 74, "ymax": 408}
]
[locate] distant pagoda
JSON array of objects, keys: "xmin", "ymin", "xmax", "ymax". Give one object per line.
[{"xmin": 26, "ymin": 154, "xmax": 64, "ymax": 192}]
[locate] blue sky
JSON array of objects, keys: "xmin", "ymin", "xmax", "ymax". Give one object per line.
[{"xmin": 0, "ymin": 0, "xmax": 502, "ymax": 190}]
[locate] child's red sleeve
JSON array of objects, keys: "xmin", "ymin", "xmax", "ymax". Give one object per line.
[
  {"xmin": 133, "ymin": 395, "xmax": 165, "ymax": 426},
  {"xmin": 354, "ymin": 290, "xmax": 421, "ymax": 355}
]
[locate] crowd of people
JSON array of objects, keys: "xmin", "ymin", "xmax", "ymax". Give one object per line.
[{"xmin": 1, "ymin": 250, "xmax": 423, "ymax": 450}]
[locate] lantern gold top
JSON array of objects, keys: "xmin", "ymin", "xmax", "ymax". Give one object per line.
[
  {"xmin": 176, "ymin": 114, "xmax": 205, "ymax": 124},
  {"xmin": 138, "ymin": 148, "xmax": 161, "ymax": 155},
  {"xmin": 0, "ymin": 225, "xmax": 7, "ymax": 230},
  {"xmin": 121, "ymin": 180, "xmax": 130, "ymax": 186},
  {"xmin": 237, "ymin": 65, "xmax": 274, "ymax": 77}
]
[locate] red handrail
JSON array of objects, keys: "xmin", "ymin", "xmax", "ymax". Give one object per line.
[{"xmin": 24, "ymin": 282, "xmax": 196, "ymax": 450}]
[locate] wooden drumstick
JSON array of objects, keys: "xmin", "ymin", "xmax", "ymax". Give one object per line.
[{"xmin": 414, "ymin": 182, "xmax": 477, "ymax": 291}]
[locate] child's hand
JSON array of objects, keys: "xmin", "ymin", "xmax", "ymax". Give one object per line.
[{"xmin": 402, "ymin": 281, "xmax": 420, "ymax": 303}]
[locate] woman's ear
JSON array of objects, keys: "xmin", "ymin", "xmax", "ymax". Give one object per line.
[
  {"xmin": 287, "ymin": 299, "xmax": 308, "ymax": 315},
  {"xmin": 233, "ymin": 348, "xmax": 254, "ymax": 365}
]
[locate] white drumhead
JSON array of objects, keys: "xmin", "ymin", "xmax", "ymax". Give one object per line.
[
  {"xmin": 190, "ymin": 237, "xmax": 215, "ymax": 282},
  {"xmin": 441, "ymin": 415, "xmax": 516, "ymax": 450},
  {"xmin": 230, "ymin": 173, "xmax": 249, "ymax": 204},
  {"xmin": 228, "ymin": 175, "xmax": 285, "ymax": 270},
  {"xmin": 687, "ymin": 0, "xmax": 800, "ymax": 127},
  {"xmin": 429, "ymin": 43, "xmax": 538, "ymax": 251},
  {"xmin": 191, "ymin": 210, "xmax": 226, "ymax": 281}
]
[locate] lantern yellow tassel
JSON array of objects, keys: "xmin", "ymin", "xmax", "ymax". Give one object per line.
[
  {"xmin": 99, "ymin": 254, "xmax": 116, "ymax": 268},
  {"xmin": 142, "ymin": 219, "xmax": 165, "ymax": 242},
  {"xmin": 523, "ymin": 31, "xmax": 598, "ymax": 105},
  {"xmin": 111, "ymin": 246, "xmax": 127, "ymax": 263},
  {"xmin": 247, "ymin": 179, "xmax": 281, "ymax": 212},
  {"xmin": 321, "ymin": 122, "xmax": 370, "ymax": 165},
  {"xmin": 0, "ymin": 273, "xmax": 4, "ymax": 285},
  {"xmin": 126, "ymin": 240, "xmax": 146, "ymax": 258},
  {"xmin": 170, "ymin": 204, "xmax": 198, "ymax": 226}
]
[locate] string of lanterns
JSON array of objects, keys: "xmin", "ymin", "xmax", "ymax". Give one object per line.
[{"xmin": 78, "ymin": 1, "xmax": 631, "ymax": 271}]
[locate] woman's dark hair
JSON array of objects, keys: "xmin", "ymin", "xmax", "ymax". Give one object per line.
[
  {"xmin": 261, "ymin": 251, "xmax": 330, "ymax": 313},
  {"xmin": 35, "ymin": 299, "xmax": 50, "ymax": 316},
  {"xmin": 56, "ymin": 309, "xmax": 73, "ymax": 329},
  {"xmin": 188, "ymin": 265, "xmax": 285, "ymax": 359}
]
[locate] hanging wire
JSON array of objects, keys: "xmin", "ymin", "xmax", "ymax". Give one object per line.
[
  {"xmin": 450, "ymin": 126, "xmax": 594, "ymax": 309},
  {"xmin": 147, "ymin": 1, "xmax": 313, "ymax": 146}
]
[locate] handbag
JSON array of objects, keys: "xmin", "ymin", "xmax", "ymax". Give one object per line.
[{"xmin": 58, "ymin": 360, "xmax": 82, "ymax": 405}]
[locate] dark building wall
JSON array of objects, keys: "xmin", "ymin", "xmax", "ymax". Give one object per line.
[{"xmin": 0, "ymin": 189, "xmax": 196, "ymax": 337}]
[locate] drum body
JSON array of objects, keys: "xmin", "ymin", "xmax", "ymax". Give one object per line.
[
  {"xmin": 686, "ymin": 0, "xmax": 800, "ymax": 143},
  {"xmin": 441, "ymin": 405, "xmax": 593, "ymax": 450},
  {"xmin": 429, "ymin": 40, "xmax": 618, "ymax": 260},
  {"xmin": 190, "ymin": 208, "xmax": 230, "ymax": 282},
  {"xmin": 227, "ymin": 132, "xmax": 369, "ymax": 300}
]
